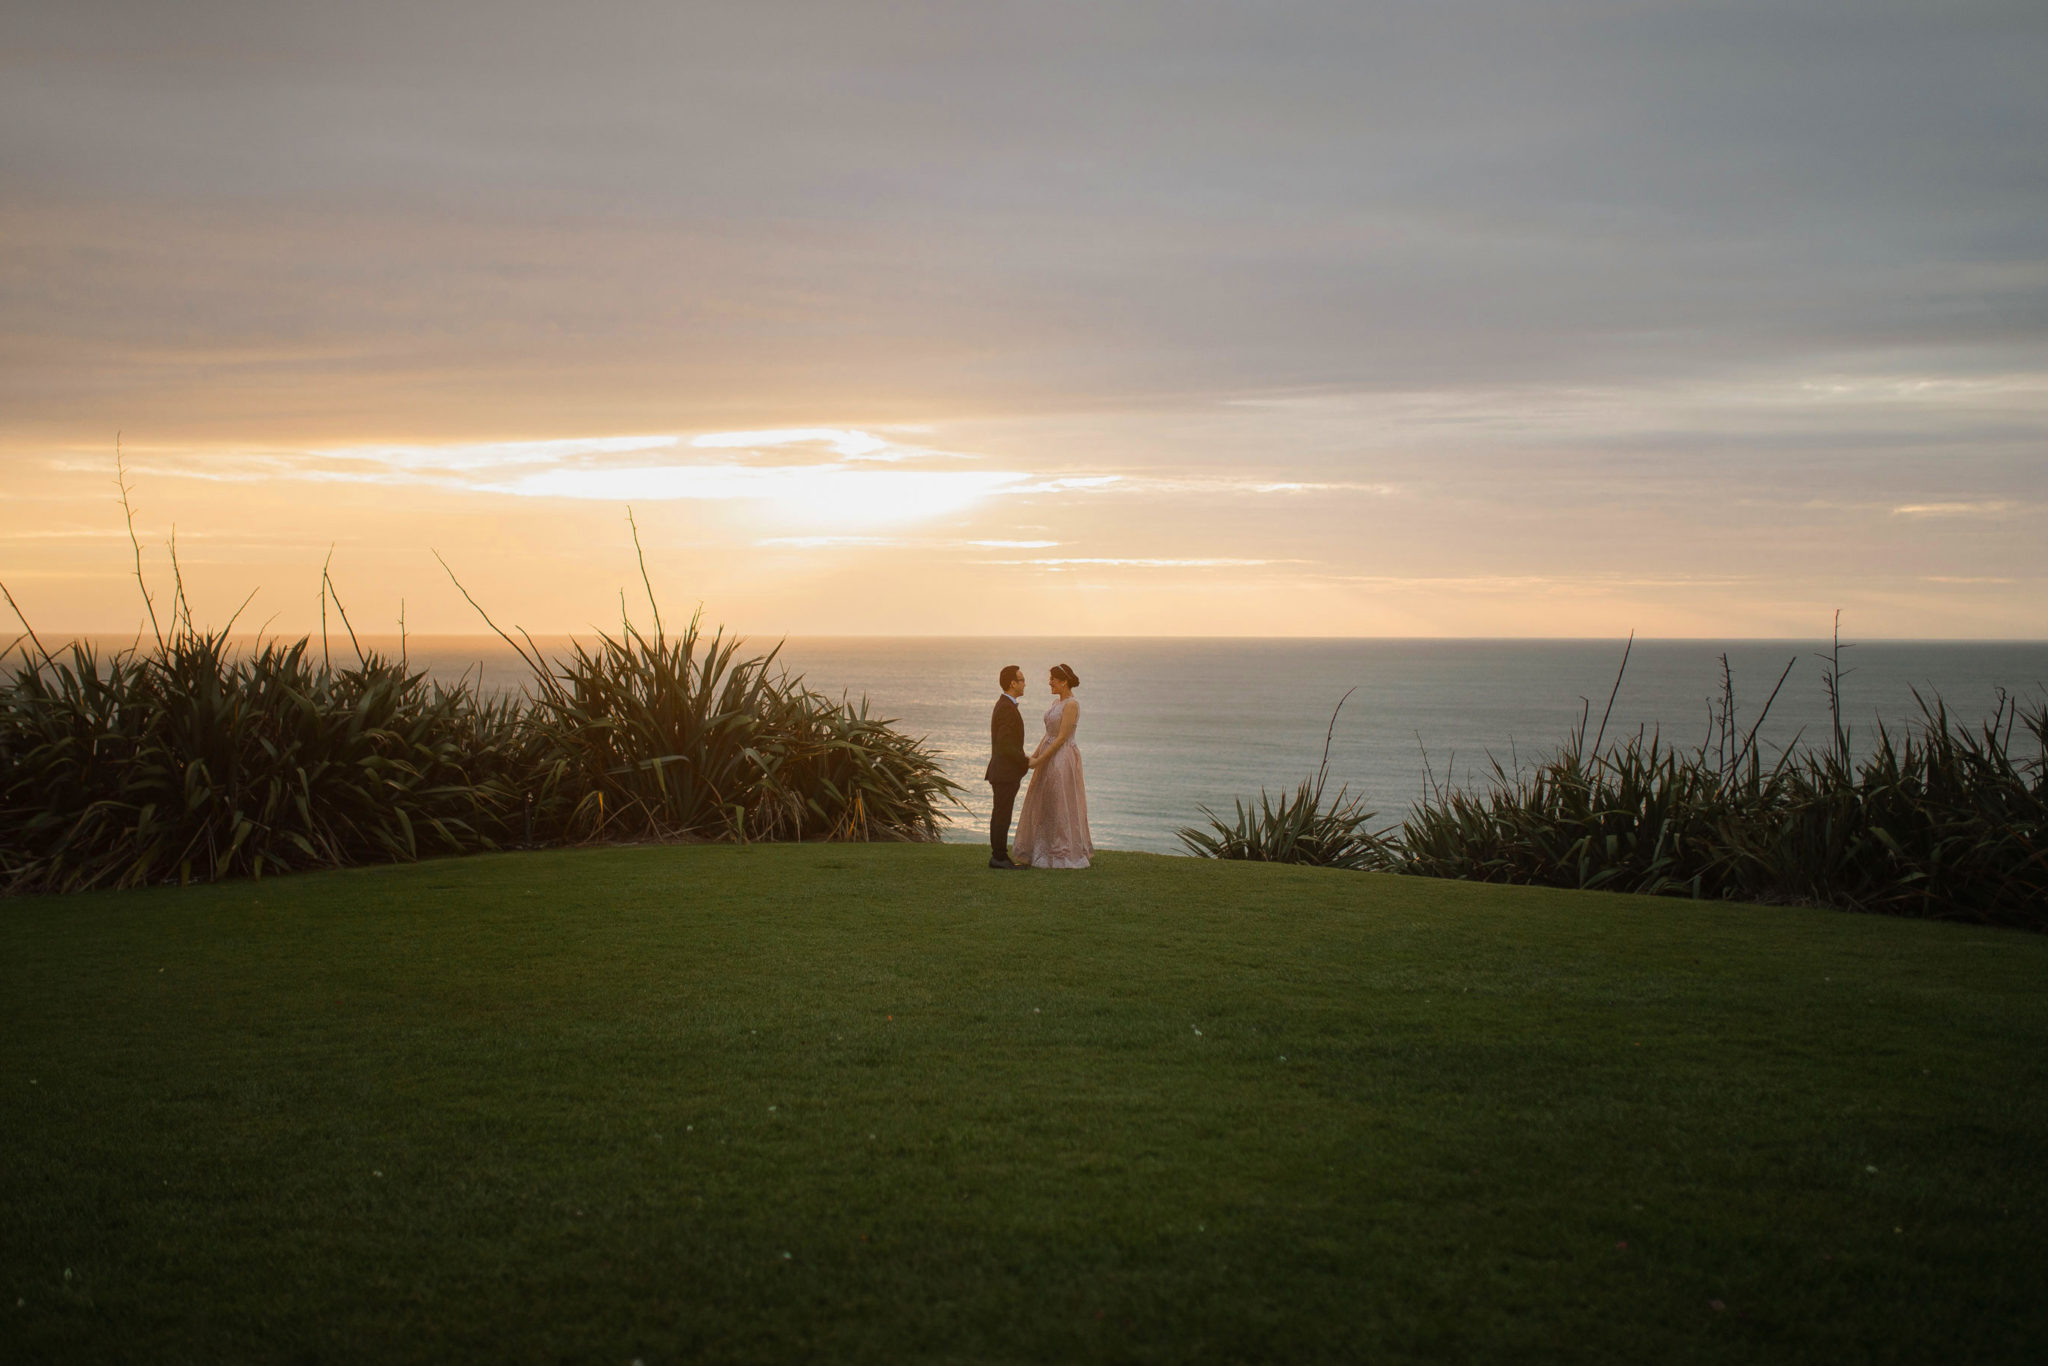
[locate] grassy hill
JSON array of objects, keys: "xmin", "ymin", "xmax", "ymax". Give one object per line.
[{"xmin": 4, "ymin": 845, "xmax": 2044, "ymax": 1363}]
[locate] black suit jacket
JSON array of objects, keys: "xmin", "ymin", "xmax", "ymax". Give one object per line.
[{"xmin": 985, "ymin": 696, "xmax": 1030, "ymax": 784}]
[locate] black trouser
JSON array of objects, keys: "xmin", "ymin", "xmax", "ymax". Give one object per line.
[{"xmin": 989, "ymin": 776, "xmax": 1022, "ymax": 858}]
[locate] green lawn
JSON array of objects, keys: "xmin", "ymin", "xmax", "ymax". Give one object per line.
[{"xmin": 3, "ymin": 845, "xmax": 2045, "ymax": 1364}]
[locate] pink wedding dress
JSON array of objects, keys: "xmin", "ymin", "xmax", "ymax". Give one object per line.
[{"xmin": 1012, "ymin": 698, "xmax": 1093, "ymax": 869}]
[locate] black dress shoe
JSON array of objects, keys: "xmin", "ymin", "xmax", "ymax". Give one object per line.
[{"xmin": 989, "ymin": 855, "xmax": 1019, "ymax": 869}]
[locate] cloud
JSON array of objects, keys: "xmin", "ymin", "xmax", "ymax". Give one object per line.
[
  {"xmin": 479, "ymin": 464, "xmax": 1030, "ymax": 527},
  {"xmin": 1005, "ymin": 476, "xmax": 1126, "ymax": 494},
  {"xmin": 3, "ymin": 6, "xmax": 2043, "ymax": 638},
  {"xmin": 77, "ymin": 427, "xmax": 1388, "ymax": 527},
  {"xmin": 326, "ymin": 434, "xmax": 681, "ymax": 473},
  {"xmin": 0, "ymin": 528, "xmax": 135, "ymax": 541},
  {"xmin": 1311, "ymin": 573, "xmax": 1755, "ymax": 591},
  {"xmin": 979, "ymin": 557, "xmax": 1295, "ymax": 569},
  {"xmin": 757, "ymin": 536, "xmax": 1063, "ymax": 549},
  {"xmin": 691, "ymin": 429, "xmax": 896, "ymax": 461},
  {"xmin": 1891, "ymin": 501, "xmax": 2019, "ymax": 517},
  {"xmin": 63, "ymin": 435, "xmax": 687, "ymax": 486},
  {"xmin": 1003, "ymin": 474, "xmax": 1393, "ymax": 498},
  {"xmin": 4, "ymin": 2, "xmax": 2045, "ymax": 445}
]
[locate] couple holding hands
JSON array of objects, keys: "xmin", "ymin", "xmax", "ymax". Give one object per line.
[{"xmin": 984, "ymin": 663, "xmax": 1093, "ymax": 870}]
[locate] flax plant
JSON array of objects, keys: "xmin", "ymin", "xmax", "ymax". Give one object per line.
[
  {"xmin": 511, "ymin": 615, "xmax": 954, "ymax": 845},
  {"xmin": 439, "ymin": 517, "xmax": 956, "ymax": 846},
  {"xmin": 1, "ymin": 502, "xmax": 957, "ymax": 894},
  {"xmin": 1177, "ymin": 691, "xmax": 1400, "ymax": 870},
  {"xmin": 1184, "ymin": 652, "xmax": 2048, "ymax": 930},
  {"xmin": 0, "ymin": 629, "xmax": 520, "ymax": 894}
]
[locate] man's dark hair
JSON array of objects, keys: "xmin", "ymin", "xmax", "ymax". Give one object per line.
[{"xmin": 999, "ymin": 664, "xmax": 1024, "ymax": 690}]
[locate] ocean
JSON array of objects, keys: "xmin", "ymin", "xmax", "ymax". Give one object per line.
[{"xmin": 368, "ymin": 635, "xmax": 2048, "ymax": 854}]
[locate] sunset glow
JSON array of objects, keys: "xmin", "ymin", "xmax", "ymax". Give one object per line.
[
  {"xmin": 502, "ymin": 465, "xmax": 1023, "ymax": 526},
  {"xmin": 1, "ymin": 4, "xmax": 2042, "ymax": 640}
]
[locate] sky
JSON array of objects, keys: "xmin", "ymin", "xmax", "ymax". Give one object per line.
[{"xmin": 2, "ymin": 0, "xmax": 2044, "ymax": 639}]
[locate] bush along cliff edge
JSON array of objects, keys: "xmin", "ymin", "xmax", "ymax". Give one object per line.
[
  {"xmin": 1181, "ymin": 632, "xmax": 2048, "ymax": 930},
  {"xmin": 0, "ymin": 497, "xmax": 957, "ymax": 896}
]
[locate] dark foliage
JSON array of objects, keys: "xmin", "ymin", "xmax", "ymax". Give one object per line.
[
  {"xmin": 1177, "ymin": 691, "xmax": 1400, "ymax": 870},
  {"xmin": 1184, "ymin": 652, "xmax": 2048, "ymax": 930},
  {"xmin": 1389, "ymin": 692, "xmax": 2048, "ymax": 928},
  {"xmin": 0, "ymin": 631, "xmax": 523, "ymax": 893},
  {"xmin": 1, "ymin": 522, "xmax": 957, "ymax": 893},
  {"xmin": 511, "ymin": 612, "xmax": 955, "ymax": 847}
]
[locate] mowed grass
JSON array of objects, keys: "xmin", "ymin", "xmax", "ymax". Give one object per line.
[{"xmin": 3, "ymin": 846, "xmax": 2045, "ymax": 1364}]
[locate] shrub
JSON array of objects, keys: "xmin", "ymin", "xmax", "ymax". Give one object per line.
[
  {"xmin": 1177, "ymin": 691, "xmax": 1400, "ymax": 870},
  {"xmin": 513, "ymin": 613, "xmax": 955, "ymax": 846},
  {"xmin": 1183, "ymin": 662, "xmax": 2048, "ymax": 930},
  {"xmin": 0, "ymin": 520, "xmax": 958, "ymax": 894},
  {"xmin": 0, "ymin": 631, "xmax": 520, "ymax": 893}
]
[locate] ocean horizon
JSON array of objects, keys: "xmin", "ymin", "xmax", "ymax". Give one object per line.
[{"xmin": 54, "ymin": 633, "xmax": 2045, "ymax": 856}]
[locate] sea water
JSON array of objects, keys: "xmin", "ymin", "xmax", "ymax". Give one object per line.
[{"xmin": 377, "ymin": 636, "xmax": 2048, "ymax": 854}]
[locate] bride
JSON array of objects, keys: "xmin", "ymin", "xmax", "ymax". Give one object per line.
[{"xmin": 1011, "ymin": 663, "xmax": 1093, "ymax": 869}]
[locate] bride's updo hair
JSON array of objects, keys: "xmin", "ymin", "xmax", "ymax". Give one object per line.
[{"xmin": 1051, "ymin": 663, "xmax": 1080, "ymax": 689}]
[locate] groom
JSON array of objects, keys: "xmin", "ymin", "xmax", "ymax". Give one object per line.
[{"xmin": 986, "ymin": 664, "xmax": 1030, "ymax": 869}]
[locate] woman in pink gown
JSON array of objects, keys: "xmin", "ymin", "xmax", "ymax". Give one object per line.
[{"xmin": 1011, "ymin": 663, "xmax": 1093, "ymax": 869}]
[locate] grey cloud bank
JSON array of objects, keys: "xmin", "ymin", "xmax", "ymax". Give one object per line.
[{"xmin": 5, "ymin": 0, "xmax": 2045, "ymax": 418}]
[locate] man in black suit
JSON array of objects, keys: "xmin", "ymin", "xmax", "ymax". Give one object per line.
[{"xmin": 986, "ymin": 664, "xmax": 1031, "ymax": 869}]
